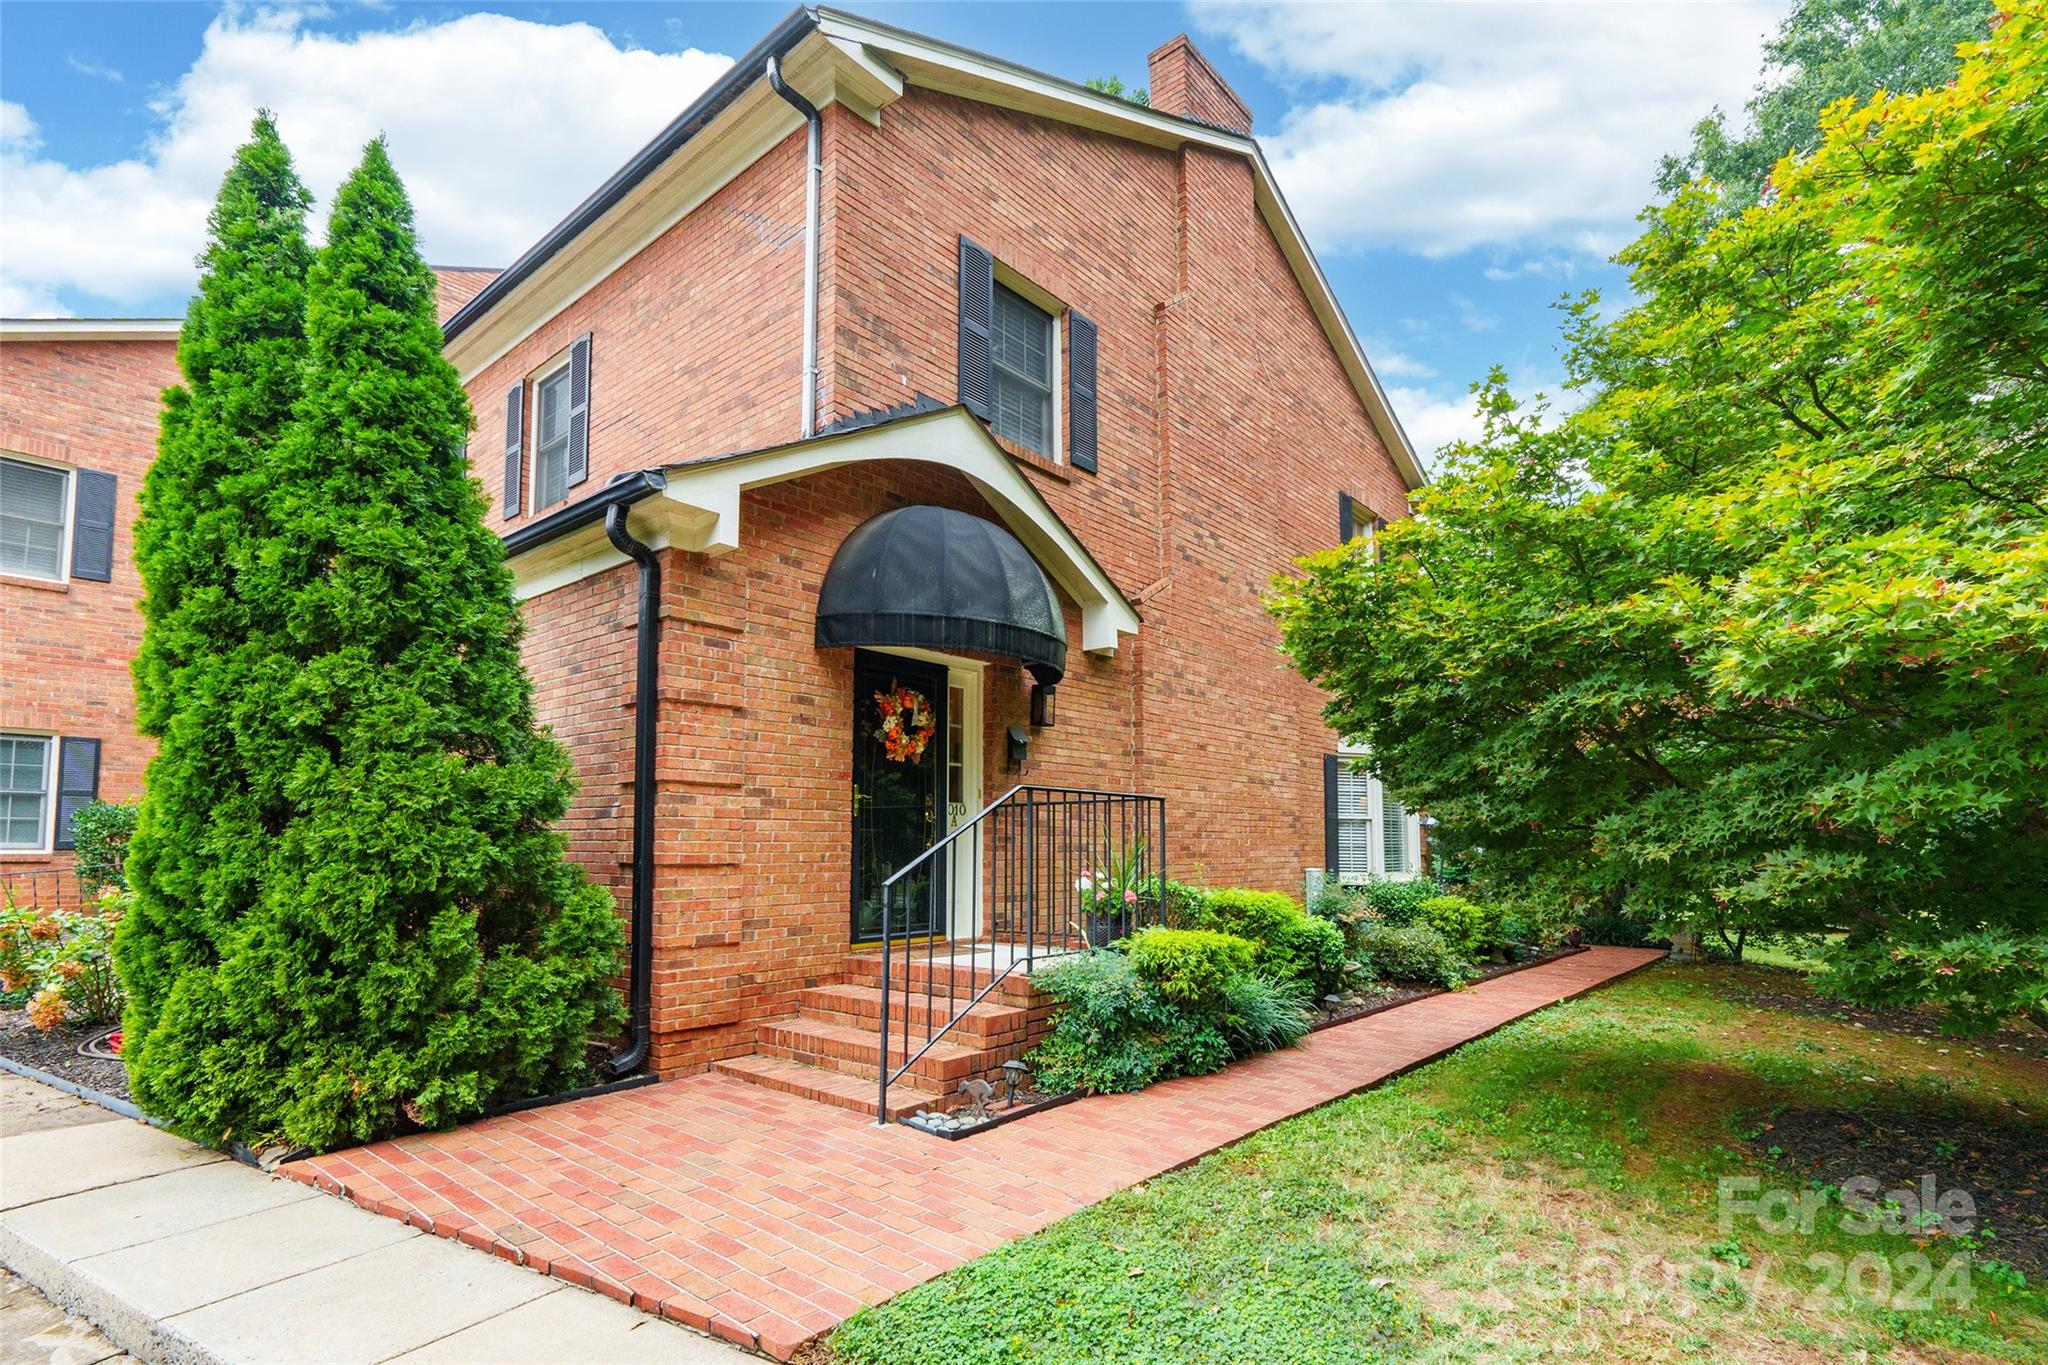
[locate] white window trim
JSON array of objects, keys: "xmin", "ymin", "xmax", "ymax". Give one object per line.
[
  {"xmin": 1, "ymin": 450, "xmax": 75, "ymax": 586},
  {"xmin": 0, "ymin": 729, "xmax": 59, "ymax": 854},
  {"xmin": 1335, "ymin": 742, "xmax": 1423, "ymax": 883},
  {"xmin": 991, "ymin": 264, "xmax": 1064, "ymax": 465},
  {"xmin": 526, "ymin": 350, "xmax": 573, "ymax": 516}
]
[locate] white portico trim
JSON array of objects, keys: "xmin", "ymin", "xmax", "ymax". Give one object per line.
[{"xmin": 507, "ymin": 404, "xmax": 1141, "ymax": 655}]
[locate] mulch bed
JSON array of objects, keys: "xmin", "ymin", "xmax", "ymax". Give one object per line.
[
  {"xmin": 1750, "ymin": 1106, "xmax": 2048, "ymax": 1279},
  {"xmin": 1717, "ymin": 970, "xmax": 2048, "ymax": 1060},
  {"xmin": 0, "ymin": 1008, "xmax": 129, "ymax": 1102},
  {"xmin": 1310, "ymin": 947, "xmax": 1589, "ymax": 1031}
]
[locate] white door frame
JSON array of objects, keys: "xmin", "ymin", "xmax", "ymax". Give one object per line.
[{"xmin": 872, "ymin": 646, "xmax": 985, "ymax": 939}]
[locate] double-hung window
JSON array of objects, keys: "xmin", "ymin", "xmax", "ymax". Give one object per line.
[
  {"xmin": 1, "ymin": 456, "xmax": 70, "ymax": 581},
  {"xmin": 991, "ymin": 284, "xmax": 1055, "ymax": 457},
  {"xmin": 1328, "ymin": 749, "xmax": 1421, "ymax": 882},
  {"xmin": 0, "ymin": 734, "xmax": 52, "ymax": 851},
  {"xmin": 531, "ymin": 364, "xmax": 574, "ymax": 513}
]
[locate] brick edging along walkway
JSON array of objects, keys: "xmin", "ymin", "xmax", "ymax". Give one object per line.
[{"xmin": 286, "ymin": 946, "xmax": 1666, "ymax": 1359}]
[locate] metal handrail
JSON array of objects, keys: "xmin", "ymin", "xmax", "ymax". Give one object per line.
[{"xmin": 876, "ymin": 784, "xmax": 1166, "ymax": 1121}]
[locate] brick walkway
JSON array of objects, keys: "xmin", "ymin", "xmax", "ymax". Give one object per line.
[{"xmin": 286, "ymin": 946, "xmax": 1664, "ymax": 1358}]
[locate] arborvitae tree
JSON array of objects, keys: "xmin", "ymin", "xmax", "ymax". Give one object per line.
[
  {"xmin": 121, "ymin": 136, "xmax": 623, "ymax": 1150},
  {"xmin": 120, "ymin": 114, "xmax": 313, "ymax": 1124}
]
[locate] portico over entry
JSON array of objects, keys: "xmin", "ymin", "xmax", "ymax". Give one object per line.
[{"xmin": 503, "ymin": 402, "xmax": 1140, "ymax": 656}]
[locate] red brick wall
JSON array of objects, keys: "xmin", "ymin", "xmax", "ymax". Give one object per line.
[
  {"xmin": 0, "ymin": 338, "xmax": 176, "ymax": 895},
  {"xmin": 467, "ymin": 132, "xmax": 809, "ymax": 527},
  {"xmin": 817, "ymin": 90, "xmax": 1410, "ymax": 895}
]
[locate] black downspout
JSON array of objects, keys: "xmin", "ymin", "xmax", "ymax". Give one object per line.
[{"xmin": 605, "ymin": 503, "xmax": 659, "ymax": 1075}]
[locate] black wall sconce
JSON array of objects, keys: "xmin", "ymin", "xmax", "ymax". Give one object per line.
[
  {"xmin": 1030, "ymin": 683, "xmax": 1056, "ymax": 728},
  {"xmin": 1006, "ymin": 724, "xmax": 1030, "ymax": 771}
]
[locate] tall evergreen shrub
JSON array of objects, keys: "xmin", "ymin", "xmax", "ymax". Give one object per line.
[{"xmin": 119, "ymin": 131, "xmax": 623, "ymax": 1150}]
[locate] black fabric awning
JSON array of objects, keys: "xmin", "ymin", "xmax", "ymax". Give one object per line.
[{"xmin": 815, "ymin": 506, "xmax": 1068, "ymax": 684}]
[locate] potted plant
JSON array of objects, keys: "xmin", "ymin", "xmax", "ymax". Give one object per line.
[{"xmin": 1075, "ymin": 832, "xmax": 1150, "ymax": 948}]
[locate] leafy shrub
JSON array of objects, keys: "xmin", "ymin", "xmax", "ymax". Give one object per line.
[
  {"xmin": 1, "ymin": 891, "xmax": 126, "ymax": 1029},
  {"xmin": 1125, "ymin": 928, "xmax": 1254, "ymax": 1006},
  {"xmin": 1199, "ymin": 889, "xmax": 1350, "ymax": 995},
  {"xmin": 1135, "ymin": 878, "xmax": 1211, "ymax": 930},
  {"xmin": 1218, "ymin": 972, "xmax": 1313, "ymax": 1056},
  {"xmin": 1579, "ymin": 905, "xmax": 1661, "ymax": 948},
  {"xmin": 1353, "ymin": 921, "xmax": 1469, "ymax": 989},
  {"xmin": 69, "ymin": 801, "xmax": 137, "ymax": 895},
  {"xmin": 1309, "ymin": 880, "xmax": 1361, "ymax": 922},
  {"xmin": 1353, "ymin": 876, "xmax": 1445, "ymax": 926},
  {"xmin": 1419, "ymin": 895, "xmax": 1504, "ymax": 959},
  {"xmin": 1027, "ymin": 951, "xmax": 1228, "ymax": 1094}
]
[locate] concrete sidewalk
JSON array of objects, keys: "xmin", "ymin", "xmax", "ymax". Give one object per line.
[{"xmin": 0, "ymin": 1072, "xmax": 743, "ymax": 1364}]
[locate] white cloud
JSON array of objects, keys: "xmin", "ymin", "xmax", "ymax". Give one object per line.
[
  {"xmin": 1203, "ymin": 1, "xmax": 1784, "ymax": 258},
  {"xmin": 1450, "ymin": 293, "xmax": 1499, "ymax": 334},
  {"xmin": 2, "ymin": 9, "xmax": 732, "ymax": 315},
  {"xmin": 65, "ymin": 56, "xmax": 125, "ymax": 83},
  {"xmin": 1365, "ymin": 341, "xmax": 1435, "ymax": 380}
]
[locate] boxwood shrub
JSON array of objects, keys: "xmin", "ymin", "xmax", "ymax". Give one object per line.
[
  {"xmin": 1352, "ymin": 921, "xmax": 1469, "ymax": 989},
  {"xmin": 1125, "ymin": 928, "xmax": 1255, "ymax": 1005},
  {"xmin": 1418, "ymin": 895, "xmax": 1504, "ymax": 960},
  {"xmin": 1199, "ymin": 889, "xmax": 1350, "ymax": 995}
]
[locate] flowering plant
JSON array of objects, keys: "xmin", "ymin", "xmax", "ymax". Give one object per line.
[
  {"xmin": 874, "ymin": 684, "xmax": 937, "ymax": 764},
  {"xmin": 1074, "ymin": 832, "xmax": 1151, "ymax": 946},
  {"xmin": 1, "ymin": 889, "xmax": 126, "ymax": 1031}
]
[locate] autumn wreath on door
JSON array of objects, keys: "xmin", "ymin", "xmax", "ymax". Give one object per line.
[{"xmin": 874, "ymin": 683, "xmax": 937, "ymax": 764}]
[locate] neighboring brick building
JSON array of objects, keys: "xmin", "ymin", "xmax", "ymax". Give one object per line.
[
  {"xmin": 0, "ymin": 319, "xmax": 179, "ymax": 909},
  {"xmin": 2, "ymin": 12, "xmax": 1429, "ymax": 1112}
]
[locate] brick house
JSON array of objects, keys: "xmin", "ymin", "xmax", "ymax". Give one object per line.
[{"xmin": 1, "ymin": 10, "xmax": 1427, "ymax": 1116}]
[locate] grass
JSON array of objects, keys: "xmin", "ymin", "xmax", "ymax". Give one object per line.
[{"xmin": 824, "ymin": 965, "xmax": 2047, "ymax": 1364}]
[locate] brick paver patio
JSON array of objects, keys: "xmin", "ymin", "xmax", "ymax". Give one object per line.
[{"xmin": 286, "ymin": 946, "xmax": 1664, "ymax": 1358}]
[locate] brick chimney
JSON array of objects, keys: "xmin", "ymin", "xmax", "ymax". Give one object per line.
[{"xmin": 1147, "ymin": 34, "xmax": 1253, "ymax": 134}]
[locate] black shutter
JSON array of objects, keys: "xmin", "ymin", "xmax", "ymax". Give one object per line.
[
  {"xmin": 1372, "ymin": 515, "xmax": 1388, "ymax": 560},
  {"xmin": 566, "ymin": 333, "xmax": 591, "ymax": 489},
  {"xmin": 957, "ymin": 237, "xmax": 995, "ymax": 420},
  {"xmin": 1323, "ymin": 753, "xmax": 1341, "ymax": 873},
  {"xmin": 1068, "ymin": 312, "xmax": 1098, "ymax": 473},
  {"xmin": 70, "ymin": 470, "xmax": 117, "ymax": 582},
  {"xmin": 501, "ymin": 381, "xmax": 524, "ymax": 517},
  {"xmin": 53, "ymin": 737, "xmax": 100, "ymax": 851},
  {"xmin": 1338, "ymin": 492, "xmax": 1356, "ymax": 544}
]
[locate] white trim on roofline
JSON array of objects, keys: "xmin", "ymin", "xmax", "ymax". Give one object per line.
[
  {"xmin": 0, "ymin": 318, "xmax": 181, "ymax": 343},
  {"xmin": 509, "ymin": 405, "xmax": 1141, "ymax": 654},
  {"xmin": 445, "ymin": 10, "xmax": 1426, "ymax": 490}
]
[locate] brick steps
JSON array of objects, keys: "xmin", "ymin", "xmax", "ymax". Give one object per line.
[
  {"xmin": 715, "ymin": 950, "xmax": 1056, "ymax": 1119},
  {"xmin": 798, "ymin": 983, "xmax": 1028, "ymax": 1039},
  {"xmin": 710, "ymin": 1055, "xmax": 947, "ymax": 1120}
]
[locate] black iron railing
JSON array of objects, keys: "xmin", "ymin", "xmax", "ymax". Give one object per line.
[
  {"xmin": 876, "ymin": 784, "xmax": 1166, "ymax": 1121},
  {"xmin": 0, "ymin": 866, "xmax": 96, "ymax": 914}
]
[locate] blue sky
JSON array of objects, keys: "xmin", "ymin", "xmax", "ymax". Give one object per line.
[{"xmin": 0, "ymin": 2, "xmax": 1787, "ymax": 460}]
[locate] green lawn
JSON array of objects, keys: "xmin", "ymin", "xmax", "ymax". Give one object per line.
[{"xmin": 824, "ymin": 965, "xmax": 2047, "ymax": 1364}]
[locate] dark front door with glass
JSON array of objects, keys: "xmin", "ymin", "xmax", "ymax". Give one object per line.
[{"xmin": 851, "ymin": 650, "xmax": 949, "ymax": 943}]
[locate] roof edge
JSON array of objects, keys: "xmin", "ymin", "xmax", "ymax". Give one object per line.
[
  {"xmin": 0, "ymin": 318, "xmax": 182, "ymax": 342},
  {"xmin": 442, "ymin": 6, "xmax": 817, "ymax": 343}
]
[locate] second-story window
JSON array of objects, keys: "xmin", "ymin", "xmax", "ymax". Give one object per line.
[
  {"xmin": 532, "ymin": 364, "xmax": 573, "ymax": 512},
  {"xmin": 1, "ymin": 456, "xmax": 70, "ymax": 581},
  {"xmin": 992, "ymin": 284, "xmax": 1054, "ymax": 457}
]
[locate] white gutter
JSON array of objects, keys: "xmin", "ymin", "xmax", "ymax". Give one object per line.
[{"xmin": 766, "ymin": 55, "xmax": 823, "ymax": 439}]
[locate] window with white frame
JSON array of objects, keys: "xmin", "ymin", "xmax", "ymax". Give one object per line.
[
  {"xmin": 1, "ymin": 456, "xmax": 70, "ymax": 581},
  {"xmin": 1330, "ymin": 749, "xmax": 1422, "ymax": 882},
  {"xmin": 531, "ymin": 363, "xmax": 574, "ymax": 513},
  {"xmin": 0, "ymin": 734, "xmax": 53, "ymax": 850},
  {"xmin": 991, "ymin": 284, "xmax": 1055, "ymax": 456}
]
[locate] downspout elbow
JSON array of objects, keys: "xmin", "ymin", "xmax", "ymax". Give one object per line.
[
  {"xmin": 604, "ymin": 503, "xmax": 659, "ymax": 1076},
  {"xmin": 767, "ymin": 54, "xmax": 822, "ymax": 439}
]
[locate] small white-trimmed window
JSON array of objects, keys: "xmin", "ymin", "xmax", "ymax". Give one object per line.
[
  {"xmin": 530, "ymin": 362, "xmax": 574, "ymax": 513},
  {"xmin": 1, "ymin": 456, "xmax": 71, "ymax": 581},
  {"xmin": 991, "ymin": 284, "xmax": 1055, "ymax": 457},
  {"xmin": 0, "ymin": 733, "xmax": 53, "ymax": 851},
  {"xmin": 1331, "ymin": 746, "xmax": 1422, "ymax": 882}
]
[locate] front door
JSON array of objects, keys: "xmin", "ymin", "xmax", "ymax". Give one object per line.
[{"xmin": 851, "ymin": 651, "xmax": 949, "ymax": 943}]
